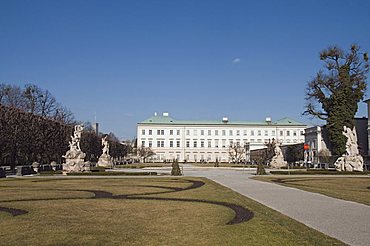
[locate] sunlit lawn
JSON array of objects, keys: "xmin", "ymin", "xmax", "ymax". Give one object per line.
[
  {"xmin": 254, "ymin": 176, "xmax": 370, "ymax": 206},
  {"xmin": 0, "ymin": 177, "xmax": 344, "ymax": 245}
]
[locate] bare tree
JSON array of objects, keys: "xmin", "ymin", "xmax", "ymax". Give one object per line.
[
  {"xmin": 228, "ymin": 143, "xmax": 245, "ymax": 163},
  {"xmin": 137, "ymin": 146, "xmax": 155, "ymax": 163},
  {"xmin": 0, "ymin": 84, "xmax": 26, "ymax": 109}
]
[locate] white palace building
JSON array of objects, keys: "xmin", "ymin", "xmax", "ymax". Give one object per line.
[{"xmin": 137, "ymin": 112, "xmax": 307, "ymax": 162}]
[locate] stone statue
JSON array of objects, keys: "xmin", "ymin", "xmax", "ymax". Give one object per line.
[
  {"xmin": 62, "ymin": 124, "xmax": 90, "ymax": 174},
  {"xmin": 335, "ymin": 126, "xmax": 363, "ymax": 172},
  {"xmin": 269, "ymin": 139, "xmax": 287, "ymax": 169},
  {"xmin": 97, "ymin": 135, "xmax": 114, "ymax": 168},
  {"xmin": 102, "ymin": 136, "xmax": 110, "ymax": 156}
]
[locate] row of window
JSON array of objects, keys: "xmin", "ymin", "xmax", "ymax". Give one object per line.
[
  {"xmin": 141, "ymin": 138, "xmax": 303, "ymax": 148},
  {"xmin": 141, "ymin": 129, "xmax": 304, "ymax": 137}
]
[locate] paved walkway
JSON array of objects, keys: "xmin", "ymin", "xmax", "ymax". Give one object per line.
[{"xmin": 179, "ymin": 165, "xmax": 370, "ymax": 246}]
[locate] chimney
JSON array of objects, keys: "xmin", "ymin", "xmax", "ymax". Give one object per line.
[
  {"xmin": 222, "ymin": 117, "xmax": 228, "ymax": 123},
  {"xmin": 163, "ymin": 112, "xmax": 169, "ymax": 117}
]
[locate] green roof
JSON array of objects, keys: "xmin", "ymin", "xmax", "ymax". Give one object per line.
[{"xmin": 138, "ymin": 115, "xmax": 306, "ymax": 126}]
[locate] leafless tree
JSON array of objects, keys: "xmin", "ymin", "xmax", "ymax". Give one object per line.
[
  {"xmin": 137, "ymin": 146, "xmax": 155, "ymax": 163},
  {"xmin": 228, "ymin": 143, "xmax": 245, "ymax": 163}
]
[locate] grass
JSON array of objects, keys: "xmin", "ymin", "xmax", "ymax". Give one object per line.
[
  {"xmin": 254, "ymin": 176, "xmax": 370, "ymax": 206},
  {"xmin": 0, "ymin": 177, "xmax": 344, "ymax": 245}
]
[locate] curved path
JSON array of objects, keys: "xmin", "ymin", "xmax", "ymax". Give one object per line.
[{"xmin": 180, "ymin": 165, "xmax": 370, "ymax": 246}]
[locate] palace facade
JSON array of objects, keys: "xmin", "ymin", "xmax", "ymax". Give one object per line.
[{"xmin": 137, "ymin": 112, "xmax": 307, "ymax": 162}]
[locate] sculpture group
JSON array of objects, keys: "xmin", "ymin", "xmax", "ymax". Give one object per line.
[
  {"xmin": 63, "ymin": 125, "xmax": 114, "ymax": 174},
  {"xmin": 269, "ymin": 139, "xmax": 287, "ymax": 168},
  {"xmin": 97, "ymin": 136, "xmax": 114, "ymax": 168},
  {"xmin": 63, "ymin": 124, "xmax": 89, "ymax": 173},
  {"xmin": 334, "ymin": 126, "xmax": 363, "ymax": 172}
]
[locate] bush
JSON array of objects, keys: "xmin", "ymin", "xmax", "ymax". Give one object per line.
[
  {"xmin": 256, "ymin": 163, "xmax": 267, "ymax": 175},
  {"xmin": 171, "ymin": 160, "xmax": 182, "ymax": 176}
]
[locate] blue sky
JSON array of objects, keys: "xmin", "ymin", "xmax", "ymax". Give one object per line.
[{"xmin": 1, "ymin": 0, "xmax": 370, "ymax": 139}]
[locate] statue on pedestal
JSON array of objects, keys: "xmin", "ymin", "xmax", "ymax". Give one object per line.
[
  {"xmin": 269, "ymin": 140, "xmax": 287, "ymax": 169},
  {"xmin": 62, "ymin": 124, "xmax": 90, "ymax": 173},
  {"xmin": 334, "ymin": 126, "xmax": 363, "ymax": 172},
  {"xmin": 97, "ymin": 136, "xmax": 114, "ymax": 168}
]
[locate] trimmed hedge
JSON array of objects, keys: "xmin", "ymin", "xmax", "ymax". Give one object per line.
[
  {"xmin": 66, "ymin": 171, "xmax": 158, "ymax": 176},
  {"xmin": 269, "ymin": 170, "xmax": 370, "ymax": 175}
]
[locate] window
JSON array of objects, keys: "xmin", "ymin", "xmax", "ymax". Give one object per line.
[
  {"xmin": 215, "ymin": 130, "xmax": 219, "ymax": 136},
  {"xmin": 176, "ymin": 141, "xmax": 180, "ymax": 148},
  {"xmin": 215, "ymin": 140, "xmax": 219, "ymax": 148},
  {"xmin": 157, "ymin": 130, "xmax": 160, "ymax": 135},
  {"xmin": 149, "ymin": 141, "xmax": 152, "ymax": 147},
  {"xmin": 193, "ymin": 129, "xmax": 197, "ymax": 136},
  {"xmin": 222, "ymin": 140, "xmax": 226, "ymax": 148},
  {"xmin": 257, "ymin": 139, "xmax": 262, "ymax": 142},
  {"xmin": 161, "ymin": 130, "xmax": 164, "ymax": 135},
  {"xmin": 293, "ymin": 131, "xmax": 297, "ymax": 137},
  {"xmin": 177, "ymin": 130, "xmax": 180, "ymax": 135},
  {"xmin": 258, "ymin": 130, "xmax": 261, "ymax": 136},
  {"xmin": 141, "ymin": 141, "xmax": 145, "ymax": 147},
  {"xmin": 208, "ymin": 141, "xmax": 211, "ymax": 148},
  {"xmin": 186, "ymin": 141, "xmax": 190, "ymax": 148},
  {"xmin": 264, "ymin": 130, "xmax": 268, "ymax": 136},
  {"xmin": 243, "ymin": 130, "xmax": 247, "ymax": 136},
  {"xmin": 157, "ymin": 141, "xmax": 160, "ymax": 147},
  {"xmin": 222, "ymin": 130, "xmax": 226, "ymax": 136},
  {"xmin": 280, "ymin": 131, "xmax": 284, "ymax": 136},
  {"xmin": 201, "ymin": 130, "xmax": 204, "ymax": 135},
  {"xmin": 194, "ymin": 141, "xmax": 197, "ymax": 148},
  {"xmin": 201, "ymin": 141, "xmax": 204, "ymax": 148},
  {"xmin": 149, "ymin": 130, "xmax": 152, "ymax": 135},
  {"xmin": 170, "ymin": 130, "xmax": 173, "ymax": 135},
  {"xmin": 251, "ymin": 130, "xmax": 254, "ymax": 136},
  {"xmin": 272, "ymin": 130, "xmax": 275, "ymax": 136},
  {"xmin": 229, "ymin": 130, "xmax": 233, "ymax": 136},
  {"xmin": 142, "ymin": 129, "xmax": 145, "ymax": 135},
  {"xmin": 236, "ymin": 130, "xmax": 240, "ymax": 136},
  {"xmin": 170, "ymin": 141, "xmax": 173, "ymax": 148},
  {"xmin": 251, "ymin": 139, "xmax": 255, "ymax": 142},
  {"xmin": 161, "ymin": 141, "xmax": 164, "ymax": 147},
  {"xmin": 186, "ymin": 130, "xmax": 190, "ymax": 135},
  {"xmin": 286, "ymin": 131, "xmax": 290, "ymax": 136}
]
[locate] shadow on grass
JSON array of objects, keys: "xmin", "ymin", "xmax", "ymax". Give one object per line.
[{"xmin": 0, "ymin": 179, "xmax": 253, "ymax": 225}]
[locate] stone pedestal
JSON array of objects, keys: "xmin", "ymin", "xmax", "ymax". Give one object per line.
[
  {"xmin": 270, "ymin": 156, "xmax": 287, "ymax": 169},
  {"xmin": 335, "ymin": 155, "xmax": 364, "ymax": 172},
  {"xmin": 97, "ymin": 153, "xmax": 114, "ymax": 168},
  {"xmin": 63, "ymin": 150, "xmax": 90, "ymax": 174}
]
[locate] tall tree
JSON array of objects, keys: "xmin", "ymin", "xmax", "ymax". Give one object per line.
[{"xmin": 304, "ymin": 44, "xmax": 369, "ymax": 155}]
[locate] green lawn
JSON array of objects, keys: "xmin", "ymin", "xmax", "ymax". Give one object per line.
[
  {"xmin": 0, "ymin": 177, "xmax": 344, "ymax": 245},
  {"xmin": 254, "ymin": 176, "xmax": 370, "ymax": 206}
]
